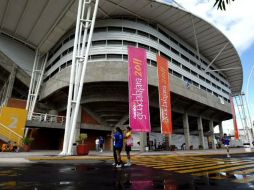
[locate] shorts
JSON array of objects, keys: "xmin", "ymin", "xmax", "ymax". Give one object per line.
[
  {"xmin": 224, "ymin": 144, "xmax": 229, "ymax": 147},
  {"xmin": 125, "ymin": 145, "xmax": 131, "ymax": 152},
  {"xmin": 114, "ymin": 147, "xmax": 123, "ymax": 151}
]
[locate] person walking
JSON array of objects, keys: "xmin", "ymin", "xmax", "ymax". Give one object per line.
[
  {"xmin": 222, "ymin": 133, "xmax": 231, "ymax": 158},
  {"xmin": 99, "ymin": 136, "xmax": 104, "ymax": 152},
  {"xmin": 124, "ymin": 127, "xmax": 133, "ymax": 166},
  {"xmin": 95, "ymin": 137, "xmax": 100, "ymax": 152},
  {"xmin": 113, "ymin": 127, "xmax": 124, "ymax": 168}
]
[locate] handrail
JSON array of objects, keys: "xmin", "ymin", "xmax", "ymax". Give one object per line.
[
  {"xmin": 31, "ymin": 112, "xmax": 66, "ymax": 124},
  {"xmin": 0, "ymin": 122, "xmax": 23, "ymax": 139}
]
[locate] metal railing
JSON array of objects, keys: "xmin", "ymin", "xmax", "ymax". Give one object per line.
[
  {"xmin": 0, "ymin": 122, "xmax": 23, "ymax": 146},
  {"xmin": 31, "ymin": 112, "xmax": 66, "ymax": 125}
]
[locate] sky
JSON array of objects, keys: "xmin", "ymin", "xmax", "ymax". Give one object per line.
[{"xmin": 165, "ymin": 0, "xmax": 254, "ymax": 134}]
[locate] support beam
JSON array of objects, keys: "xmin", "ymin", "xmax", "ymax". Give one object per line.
[
  {"xmin": 183, "ymin": 112, "xmax": 190, "ymax": 150},
  {"xmin": 219, "ymin": 122, "xmax": 223, "ymax": 139},
  {"xmin": 26, "ymin": 50, "xmax": 48, "ymax": 120},
  {"xmin": 61, "ymin": 0, "xmax": 100, "ymax": 155},
  {"xmin": 205, "ymin": 42, "xmax": 229, "ymax": 72},
  {"xmin": 209, "ymin": 120, "xmax": 216, "ymax": 150},
  {"xmin": 140, "ymin": 133, "xmax": 147, "ymax": 152},
  {"xmin": 197, "ymin": 117, "xmax": 205, "ymax": 149}
]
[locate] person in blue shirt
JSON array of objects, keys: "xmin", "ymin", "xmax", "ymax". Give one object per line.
[
  {"xmin": 113, "ymin": 127, "xmax": 124, "ymax": 168},
  {"xmin": 99, "ymin": 136, "xmax": 104, "ymax": 152},
  {"xmin": 222, "ymin": 133, "xmax": 231, "ymax": 158}
]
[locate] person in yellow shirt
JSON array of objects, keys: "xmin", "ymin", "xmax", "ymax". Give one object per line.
[{"xmin": 124, "ymin": 127, "xmax": 133, "ymax": 166}]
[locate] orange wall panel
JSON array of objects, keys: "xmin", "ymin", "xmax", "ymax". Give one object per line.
[
  {"xmin": 81, "ymin": 110, "xmax": 99, "ymax": 124},
  {"xmin": 7, "ymin": 98, "xmax": 27, "ymax": 109}
]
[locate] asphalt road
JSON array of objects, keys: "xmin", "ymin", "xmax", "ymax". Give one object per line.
[{"xmin": 0, "ymin": 154, "xmax": 254, "ymax": 190}]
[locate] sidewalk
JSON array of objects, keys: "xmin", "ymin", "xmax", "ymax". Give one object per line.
[{"xmin": 0, "ymin": 148, "xmax": 253, "ymax": 163}]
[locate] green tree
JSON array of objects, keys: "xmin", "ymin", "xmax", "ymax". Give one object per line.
[{"xmin": 214, "ymin": 0, "xmax": 235, "ymax": 10}]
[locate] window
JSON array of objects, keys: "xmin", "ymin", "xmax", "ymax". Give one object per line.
[
  {"xmin": 207, "ymin": 88, "xmax": 212, "ymax": 93},
  {"xmin": 191, "ymin": 70, "xmax": 197, "ymax": 76},
  {"xmin": 190, "ymin": 60, "xmax": 196, "ymax": 66},
  {"xmin": 188, "ymin": 50, "xmax": 195, "ymax": 57},
  {"xmin": 94, "ymin": 27, "xmax": 107, "ymax": 32},
  {"xmin": 123, "ymin": 54, "xmax": 128, "ymax": 60},
  {"xmin": 107, "ymin": 40, "xmax": 122, "ymax": 45},
  {"xmin": 180, "ymin": 43, "xmax": 188, "ymax": 52},
  {"xmin": 205, "ymin": 79, "xmax": 211, "ymax": 84},
  {"xmin": 108, "ymin": 26, "xmax": 122, "ymax": 32},
  {"xmin": 123, "ymin": 40, "xmax": 136, "ymax": 46},
  {"xmin": 91, "ymin": 54, "xmax": 106, "ymax": 60},
  {"xmin": 173, "ymin": 71, "xmax": 182, "ymax": 78},
  {"xmin": 192, "ymin": 81, "xmax": 199, "ymax": 87},
  {"xmin": 170, "ymin": 36, "xmax": 178, "ymax": 45},
  {"xmin": 137, "ymin": 30, "xmax": 149, "ymax": 37},
  {"xmin": 107, "ymin": 54, "xmax": 122, "ymax": 59},
  {"xmin": 150, "ymin": 34, "xmax": 158, "ymax": 41},
  {"xmin": 199, "ymin": 75, "xmax": 206, "ymax": 81},
  {"xmin": 200, "ymin": 85, "xmax": 207, "ymax": 91},
  {"xmin": 123, "ymin": 27, "xmax": 136, "ymax": 33},
  {"xmin": 171, "ymin": 47, "xmax": 179, "ymax": 55},
  {"xmin": 62, "ymin": 49, "xmax": 68, "ymax": 56},
  {"xmin": 213, "ymin": 92, "xmax": 218, "ymax": 97},
  {"xmin": 169, "ymin": 68, "xmax": 173, "ymax": 74},
  {"xmin": 151, "ymin": 60, "xmax": 157, "ymax": 67},
  {"xmin": 181, "ymin": 54, "xmax": 189, "ymax": 62},
  {"xmin": 160, "ymin": 52, "xmax": 171, "ymax": 61},
  {"xmin": 182, "ymin": 65, "xmax": 190, "ymax": 72},
  {"xmin": 66, "ymin": 60, "xmax": 72, "ymax": 67},
  {"xmin": 60, "ymin": 63, "xmax": 66, "ymax": 70},
  {"xmin": 158, "ymin": 28, "xmax": 169, "ymax": 38},
  {"xmin": 159, "ymin": 39, "xmax": 170, "ymax": 49},
  {"xmin": 92, "ymin": 40, "xmax": 106, "ymax": 46},
  {"xmin": 172, "ymin": 58, "xmax": 181, "ymax": 67},
  {"xmin": 150, "ymin": 47, "xmax": 158, "ymax": 53},
  {"xmin": 138, "ymin": 43, "xmax": 149, "ymax": 50}
]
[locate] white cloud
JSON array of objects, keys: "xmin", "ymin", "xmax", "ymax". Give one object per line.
[{"xmin": 165, "ymin": 0, "xmax": 254, "ymax": 55}]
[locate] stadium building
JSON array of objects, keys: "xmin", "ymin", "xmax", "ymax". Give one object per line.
[{"xmin": 0, "ymin": 0, "xmax": 242, "ymax": 152}]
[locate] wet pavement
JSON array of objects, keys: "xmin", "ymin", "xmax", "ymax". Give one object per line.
[{"xmin": 0, "ymin": 154, "xmax": 254, "ymax": 189}]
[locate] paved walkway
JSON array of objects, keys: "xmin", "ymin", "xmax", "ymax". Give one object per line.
[{"xmin": 0, "ymin": 148, "xmax": 253, "ymax": 163}]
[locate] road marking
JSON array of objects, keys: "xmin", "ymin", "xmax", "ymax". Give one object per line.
[
  {"xmin": 231, "ymin": 168, "xmax": 254, "ymax": 175},
  {"xmin": 234, "ymin": 176, "xmax": 254, "ymax": 183},
  {"xmin": 193, "ymin": 163, "xmax": 254, "ymax": 176}
]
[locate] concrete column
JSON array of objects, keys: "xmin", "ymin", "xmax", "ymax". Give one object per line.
[
  {"xmin": 209, "ymin": 120, "xmax": 216, "ymax": 149},
  {"xmin": 197, "ymin": 117, "xmax": 205, "ymax": 149},
  {"xmin": 219, "ymin": 122, "xmax": 224, "ymax": 139},
  {"xmin": 140, "ymin": 133, "xmax": 147, "ymax": 152},
  {"xmin": 72, "ymin": 106, "xmax": 82, "ymax": 155},
  {"xmin": 183, "ymin": 112, "xmax": 190, "ymax": 150}
]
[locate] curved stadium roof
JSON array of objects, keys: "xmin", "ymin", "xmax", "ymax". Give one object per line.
[{"xmin": 0, "ymin": 0, "xmax": 242, "ymax": 95}]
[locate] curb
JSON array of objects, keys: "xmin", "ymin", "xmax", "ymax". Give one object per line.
[{"xmin": 27, "ymin": 151, "xmax": 254, "ymax": 161}]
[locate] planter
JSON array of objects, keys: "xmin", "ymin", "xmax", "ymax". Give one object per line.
[
  {"xmin": 76, "ymin": 144, "xmax": 89, "ymax": 155},
  {"xmin": 23, "ymin": 144, "xmax": 31, "ymax": 152}
]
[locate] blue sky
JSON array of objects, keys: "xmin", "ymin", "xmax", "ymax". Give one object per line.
[{"xmin": 164, "ymin": 0, "xmax": 254, "ymax": 132}]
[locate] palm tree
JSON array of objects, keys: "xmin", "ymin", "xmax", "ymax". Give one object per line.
[{"xmin": 214, "ymin": 0, "xmax": 235, "ymax": 10}]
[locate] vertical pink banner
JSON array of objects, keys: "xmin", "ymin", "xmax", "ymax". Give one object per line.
[
  {"xmin": 230, "ymin": 96, "xmax": 239, "ymax": 140},
  {"xmin": 128, "ymin": 46, "xmax": 151, "ymax": 132}
]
